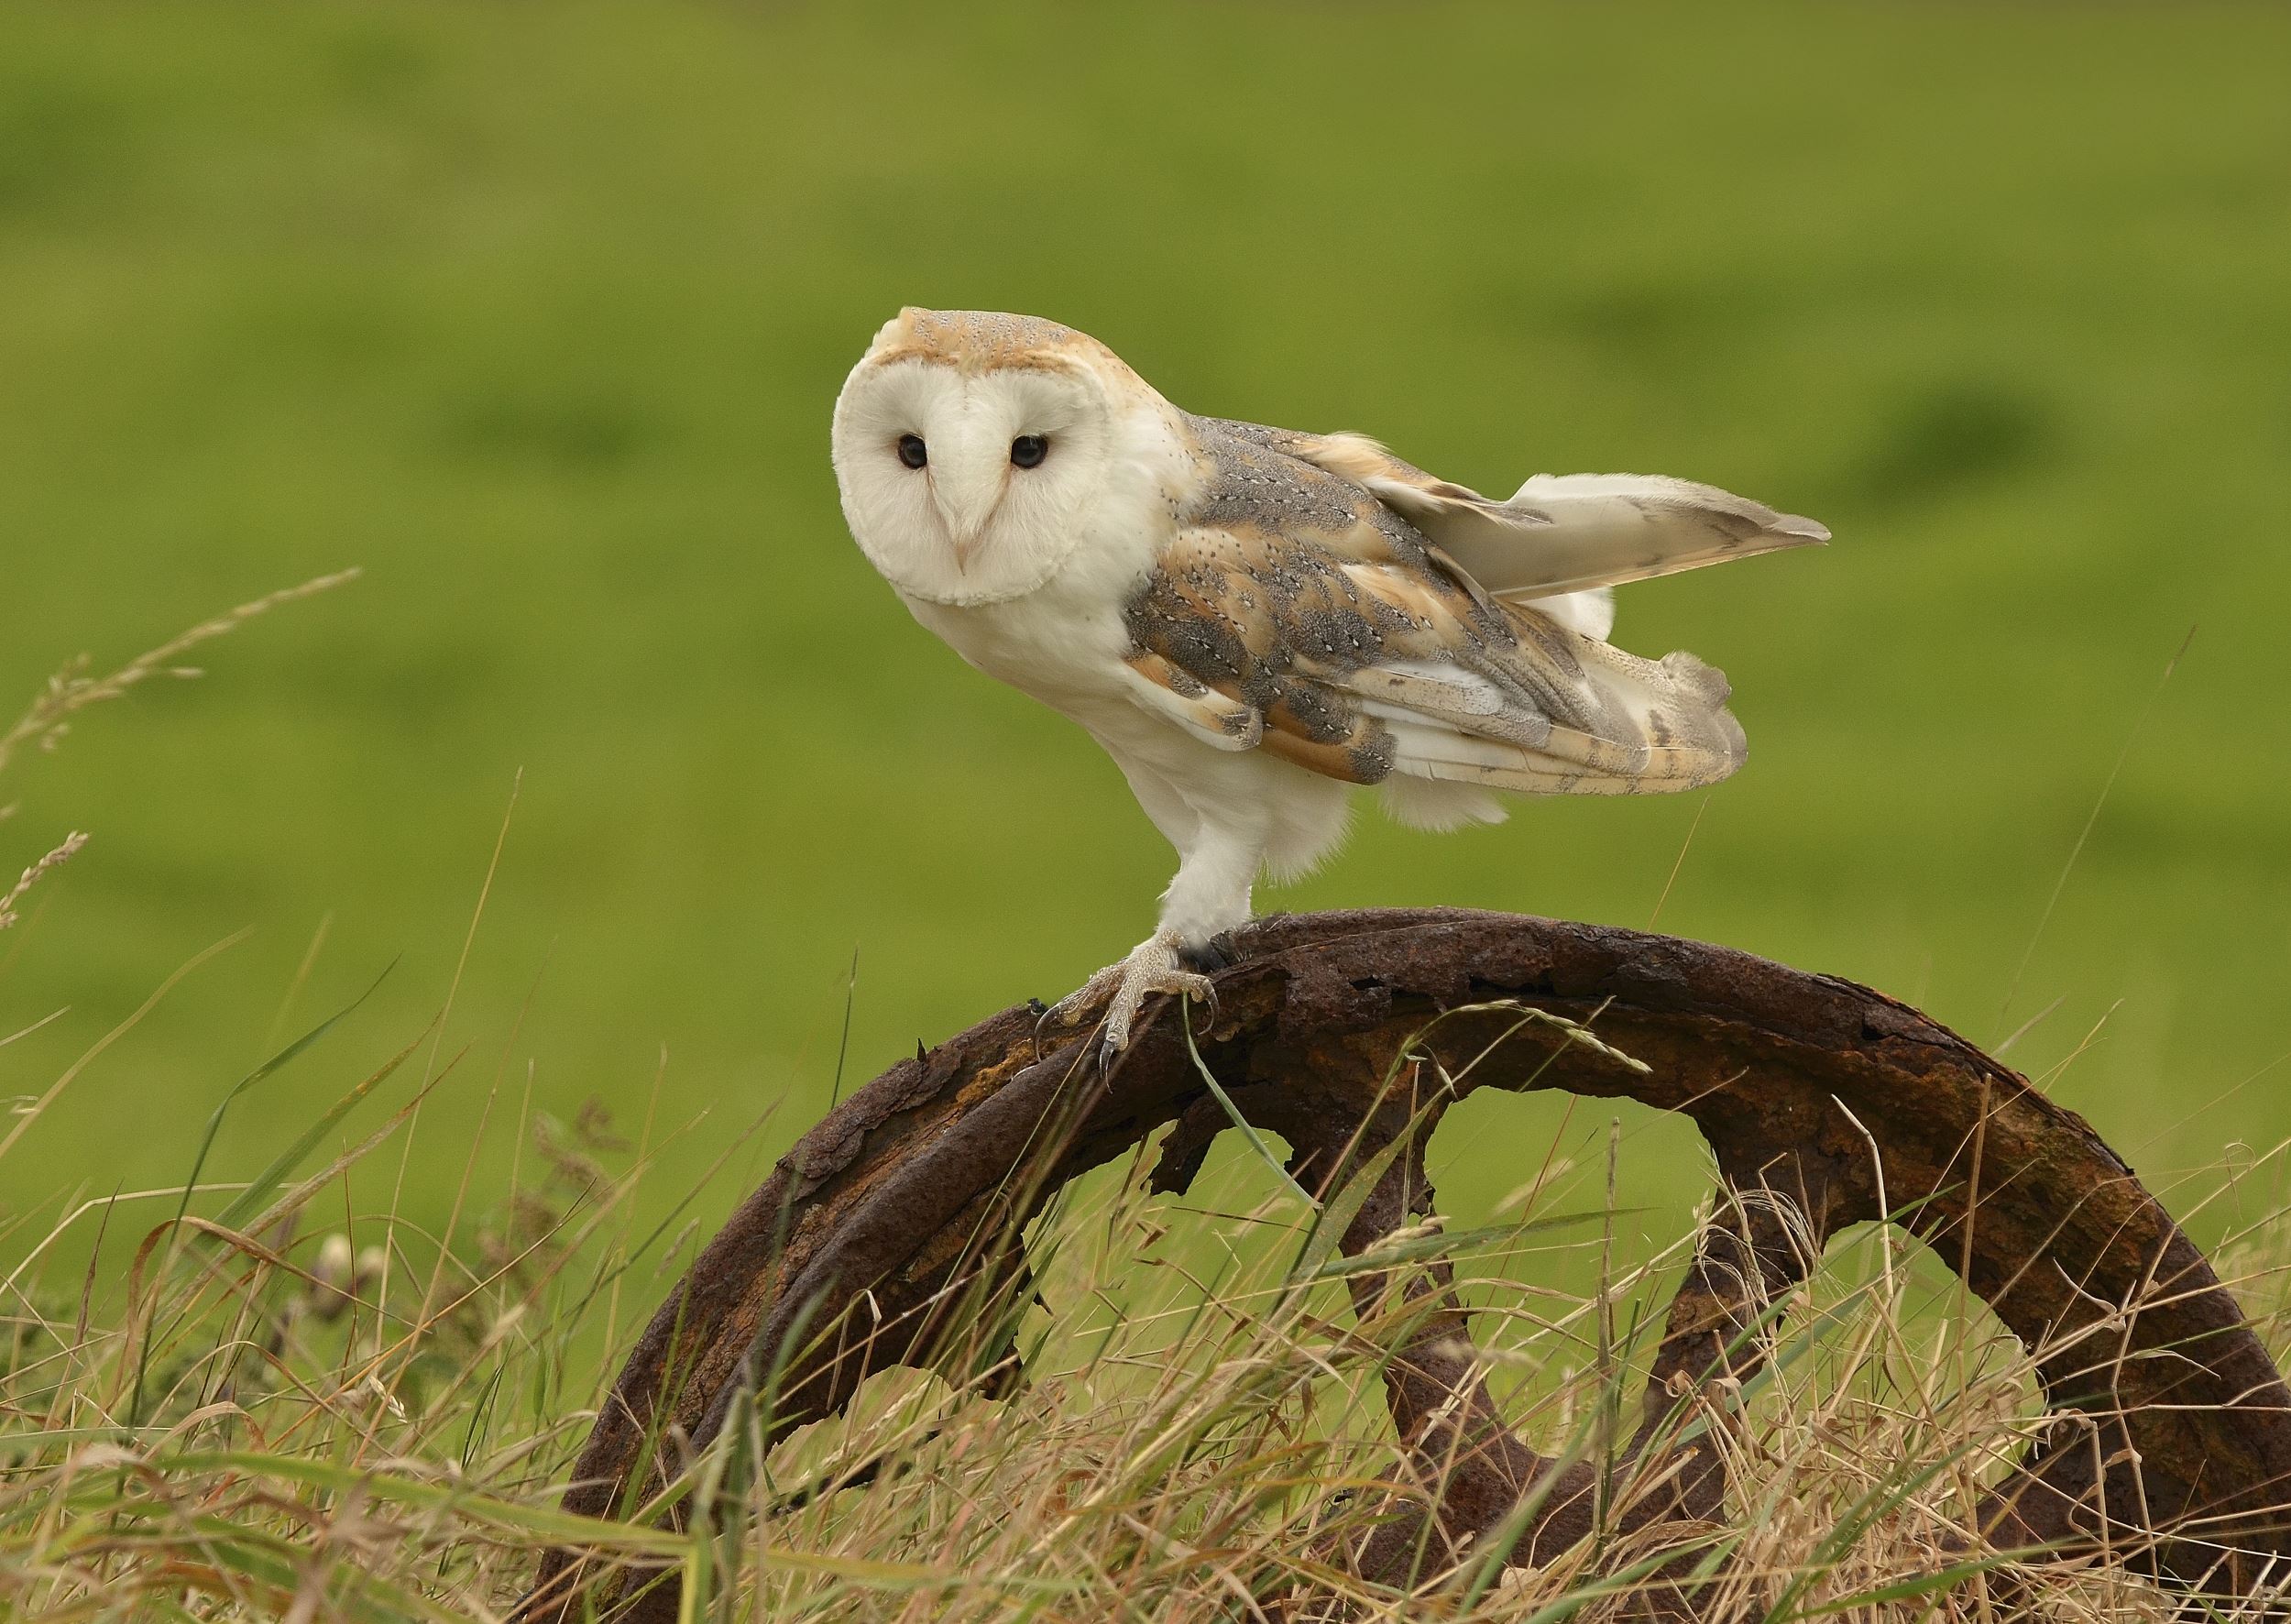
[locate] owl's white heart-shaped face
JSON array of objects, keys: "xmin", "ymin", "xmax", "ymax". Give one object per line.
[{"xmin": 831, "ymin": 312, "xmax": 1125, "ymax": 607}]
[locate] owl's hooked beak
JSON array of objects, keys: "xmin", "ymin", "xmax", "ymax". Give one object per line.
[{"xmin": 930, "ymin": 455, "xmax": 1010, "ymax": 574}]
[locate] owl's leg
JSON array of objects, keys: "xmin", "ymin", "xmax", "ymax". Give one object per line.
[
  {"xmin": 1156, "ymin": 814, "xmax": 1262, "ymax": 960},
  {"xmin": 1050, "ymin": 816, "xmax": 1266, "ymax": 1062}
]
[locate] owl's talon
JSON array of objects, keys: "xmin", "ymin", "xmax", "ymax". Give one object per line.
[
  {"xmin": 1045, "ymin": 967, "xmax": 1119, "ymax": 1034},
  {"xmin": 1050, "ymin": 931, "xmax": 1221, "ymax": 1062}
]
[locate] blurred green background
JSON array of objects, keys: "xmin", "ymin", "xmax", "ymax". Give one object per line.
[{"xmin": 4, "ymin": 2, "xmax": 2288, "ymax": 1275}]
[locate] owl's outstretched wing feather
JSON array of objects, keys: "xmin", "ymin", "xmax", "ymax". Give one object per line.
[
  {"xmin": 1203, "ymin": 420, "xmax": 1827, "ymax": 600},
  {"xmin": 1123, "ymin": 422, "xmax": 1751, "ymax": 799}
]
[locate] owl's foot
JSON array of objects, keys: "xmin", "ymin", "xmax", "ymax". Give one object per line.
[{"xmin": 1045, "ymin": 931, "xmax": 1218, "ymax": 1066}]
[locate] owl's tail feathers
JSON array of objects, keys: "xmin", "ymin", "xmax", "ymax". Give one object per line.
[
  {"xmin": 1514, "ymin": 584, "xmax": 1616, "ymax": 640},
  {"xmin": 1380, "ymin": 774, "xmax": 1510, "ymax": 831}
]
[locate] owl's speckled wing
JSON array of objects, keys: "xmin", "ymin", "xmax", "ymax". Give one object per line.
[
  {"xmin": 1118, "ymin": 416, "xmax": 1748, "ymax": 797},
  {"xmin": 1208, "ymin": 418, "xmax": 1828, "ymax": 601}
]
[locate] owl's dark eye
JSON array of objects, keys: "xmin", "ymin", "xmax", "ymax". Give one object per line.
[
  {"xmin": 896, "ymin": 434, "xmax": 928, "ymax": 469},
  {"xmin": 1010, "ymin": 434, "xmax": 1048, "ymax": 469}
]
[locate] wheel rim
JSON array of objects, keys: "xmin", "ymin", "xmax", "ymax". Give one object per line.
[{"xmin": 525, "ymin": 909, "xmax": 2291, "ymax": 1619}]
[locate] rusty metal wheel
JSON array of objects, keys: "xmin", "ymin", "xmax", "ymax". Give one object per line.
[{"xmin": 523, "ymin": 909, "xmax": 2291, "ymax": 1619}]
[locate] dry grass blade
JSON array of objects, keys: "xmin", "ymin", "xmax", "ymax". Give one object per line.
[
  {"xmin": 0, "ymin": 570, "xmax": 360, "ymax": 781},
  {"xmin": 0, "ymin": 831, "xmax": 86, "ymax": 932}
]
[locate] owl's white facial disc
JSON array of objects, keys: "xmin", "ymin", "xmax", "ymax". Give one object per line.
[{"xmin": 832, "ymin": 354, "xmax": 1115, "ymax": 606}]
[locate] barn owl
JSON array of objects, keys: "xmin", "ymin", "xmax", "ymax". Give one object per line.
[{"xmin": 831, "ymin": 310, "xmax": 1825, "ymax": 1058}]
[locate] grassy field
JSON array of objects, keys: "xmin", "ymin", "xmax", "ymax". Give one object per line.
[
  {"xmin": 4, "ymin": 1, "xmax": 2290, "ymax": 1316},
  {"xmin": 15, "ymin": 1083, "xmax": 2286, "ymax": 1620}
]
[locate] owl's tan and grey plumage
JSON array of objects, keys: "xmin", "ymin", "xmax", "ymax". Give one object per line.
[
  {"xmin": 1124, "ymin": 412, "xmax": 1760, "ymax": 802},
  {"xmin": 831, "ymin": 309, "xmax": 1826, "ymax": 1054}
]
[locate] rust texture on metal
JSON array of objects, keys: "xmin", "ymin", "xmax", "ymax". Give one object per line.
[{"xmin": 524, "ymin": 910, "xmax": 2291, "ymax": 1619}]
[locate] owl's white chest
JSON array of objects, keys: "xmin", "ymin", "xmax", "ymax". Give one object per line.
[{"xmin": 901, "ymin": 548, "xmax": 1141, "ymax": 719}]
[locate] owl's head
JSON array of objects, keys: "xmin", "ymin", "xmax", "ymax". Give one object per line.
[{"xmin": 831, "ymin": 309, "xmax": 1137, "ymax": 606}]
